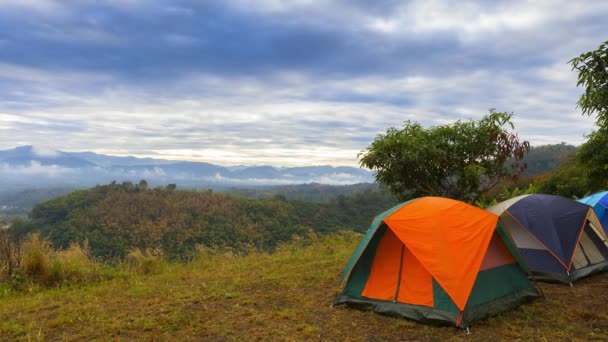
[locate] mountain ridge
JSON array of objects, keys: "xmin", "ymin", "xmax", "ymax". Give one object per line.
[{"xmin": 0, "ymin": 145, "xmax": 375, "ymax": 191}]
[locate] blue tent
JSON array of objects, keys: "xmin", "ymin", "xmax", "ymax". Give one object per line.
[
  {"xmin": 578, "ymin": 191, "xmax": 608, "ymax": 234},
  {"xmin": 488, "ymin": 194, "xmax": 608, "ymax": 284}
]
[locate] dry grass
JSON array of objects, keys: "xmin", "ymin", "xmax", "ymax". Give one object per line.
[
  {"xmin": 45, "ymin": 241, "xmax": 103, "ymax": 286},
  {"xmin": 20, "ymin": 233, "xmax": 52, "ymax": 279},
  {"xmin": 125, "ymin": 248, "xmax": 165, "ymax": 275},
  {"xmin": 0, "ymin": 232, "xmax": 607, "ymax": 341},
  {"xmin": 4, "ymin": 234, "xmax": 105, "ymax": 289}
]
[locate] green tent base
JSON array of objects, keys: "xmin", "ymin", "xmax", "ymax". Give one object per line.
[{"xmin": 335, "ymin": 286, "xmax": 540, "ymax": 328}]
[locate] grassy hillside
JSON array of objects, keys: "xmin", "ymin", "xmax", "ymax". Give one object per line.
[{"xmin": 1, "ymin": 233, "xmax": 607, "ymax": 341}]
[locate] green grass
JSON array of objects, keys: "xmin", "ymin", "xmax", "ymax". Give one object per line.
[{"xmin": 1, "ymin": 232, "xmax": 607, "ymax": 341}]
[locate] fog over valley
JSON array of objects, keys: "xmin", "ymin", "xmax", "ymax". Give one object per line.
[{"xmin": 0, "ymin": 145, "xmax": 374, "ymax": 193}]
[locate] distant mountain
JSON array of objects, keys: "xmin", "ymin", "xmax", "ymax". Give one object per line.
[
  {"xmin": 70, "ymin": 151, "xmax": 176, "ymax": 167},
  {"xmin": 0, "ymin": 146, "xmax": 96, "ymax": 168},
  {"xmin": 0, "ymin": 145, "xmax": 375, "ymax": 192}
]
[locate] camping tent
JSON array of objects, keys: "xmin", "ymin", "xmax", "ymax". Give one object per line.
[
  {"xmin": 334, "ymin": 197, "xmax": 541, "ymax": 328},
  {"xmin": 488, "ymin": 194, "xmax": 608, "ymax": 284},
  {"xmin": 578, "ymin": 191, "xmax": 608, "ymax": 234}
]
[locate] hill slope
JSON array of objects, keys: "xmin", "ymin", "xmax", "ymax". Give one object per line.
[
  {"xmin": 0, "ymin": 187, "xmax": 74, "ymax": 218},
  {"xmin": 19, "ymin": 183, "xmax": 397, "ymax": 259},
  {"xmin": 0, "ymin": 233, "xmax": 607, "ymax": 340}
]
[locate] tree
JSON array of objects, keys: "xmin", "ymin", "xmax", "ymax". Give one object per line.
[
  {"xmin": 138, "ymin": 179, "xmax": 148, "ymax": 191},
  {"xmin": 570, "ymin": 41, "xmax": 608, "ymax": 189},
  {"xmin": 570, "ymin": 41, "xmax": 608, "ymax": 126},
  {"xmin": 359, "ymin": 110, "xmax": 530, "ymax": 203},
  {"xmin": 575, "ymin": 129, "xmax": 608, "ymax": 190}
]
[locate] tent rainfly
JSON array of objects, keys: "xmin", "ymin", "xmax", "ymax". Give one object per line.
[
  {"xmin": 488, "ymin": 194, "xmax": 608, "ymax": 284},
  {"xmin": 578, "ymin": 191, "xmax": 608, "ymax": 234},
  {"xmin": 334, "ymin": 197, "xmax": 541, "ymax": 328}
]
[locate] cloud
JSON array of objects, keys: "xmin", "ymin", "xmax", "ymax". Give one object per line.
[
  {"xmin": 0, "ymin": 63, "xmax": 597, "ymax": 165},
  {"xmin": 0, "ymin": 62, "xmax": 112, "ymax": 84},
  {"xmin": 141, "ymin": 167, "xmax": 167, "ymax": 178},
  {"xmin": 0, "ymin": 158, "xmax": 374, "ymax": 191},
  {"xmin": 31, "ymin": 146, "xmax": 60, "ymax": 157},
  {"xmin": 0, "ymin": 161, "xmax": 75, "ymax": 177},
  {"xmin": 0, "ymin": 0, "xmax": 65, "ymax": 16},
  {"xmin": 0, "ymin": 0, "xmax": 605, "ymax": 167},
  {"xmin": 203, "ymin": 171, "xmax": 372, "ymax": 186}
]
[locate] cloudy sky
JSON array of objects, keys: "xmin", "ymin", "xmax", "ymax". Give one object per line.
[{"xmin": 0, "ymin": 1, "xmax": 606, "ymax": 166}]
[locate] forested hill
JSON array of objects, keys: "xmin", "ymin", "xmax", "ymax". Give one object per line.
[
  {"xmin": 227, "ymin": 182, "xmax": 380, "ymax": 202},
  {"xmin": 521, "ymin": 143, "xmax": 577, "ymax": 176},
  {"xmin": 0, "ymin": 187, "xmax": 74, "ymax": 218},
  {"xmin": 16, "ymin": 182, "xmax": 397, "ymax": 260}
]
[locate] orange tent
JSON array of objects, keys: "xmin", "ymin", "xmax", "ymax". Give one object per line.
[{"xmin": 334, "ymin": 197, "xmax": 541, "ymax": 327}]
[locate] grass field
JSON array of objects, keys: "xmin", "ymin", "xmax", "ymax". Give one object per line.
[{"xmin": 1, "ymin": 233, "xmax": 608, "ymax": 341}]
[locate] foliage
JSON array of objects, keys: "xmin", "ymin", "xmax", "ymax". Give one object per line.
[
  {"xmin": 570, "ymin": 41, "xmax": 608, "ymax": 188},
  {"xmin": 576, "ymin": 127, "xmax": 608, "ymax": 191},
  {"xmin": 294, "ymin": 188, "xmax": 397, "ymax": 234},
  {"xmin": 535, "ymin": 155, "xmax": 592, "ymax": 199},
  {"xmin": 0, "ymin": 187, "xmax": 74, "ymax": 218},
  {"xmin": 15, "ymin": 181, "xmax": 397, "ymax": 260},
  {"xmin": 520, "ymin": 143, "xmax": 577, "ymax": 176},
  {"xmin": 228, "ymin": 182, "xmax": 380, "ymax": 203},
  {"xmin": 359, "ymin": 110, "xmax": 530, "ymax": 203},
  {"xmin": 475, "ymin": 183, "xmax": 537, "ymax": 209},
  {"xmin": 570, "ymin": 40, "xmax": 608, "ymax": 126},
  {"xmin": 479, "ymin": 143, "xmax": 577, "ymax": 203}
]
